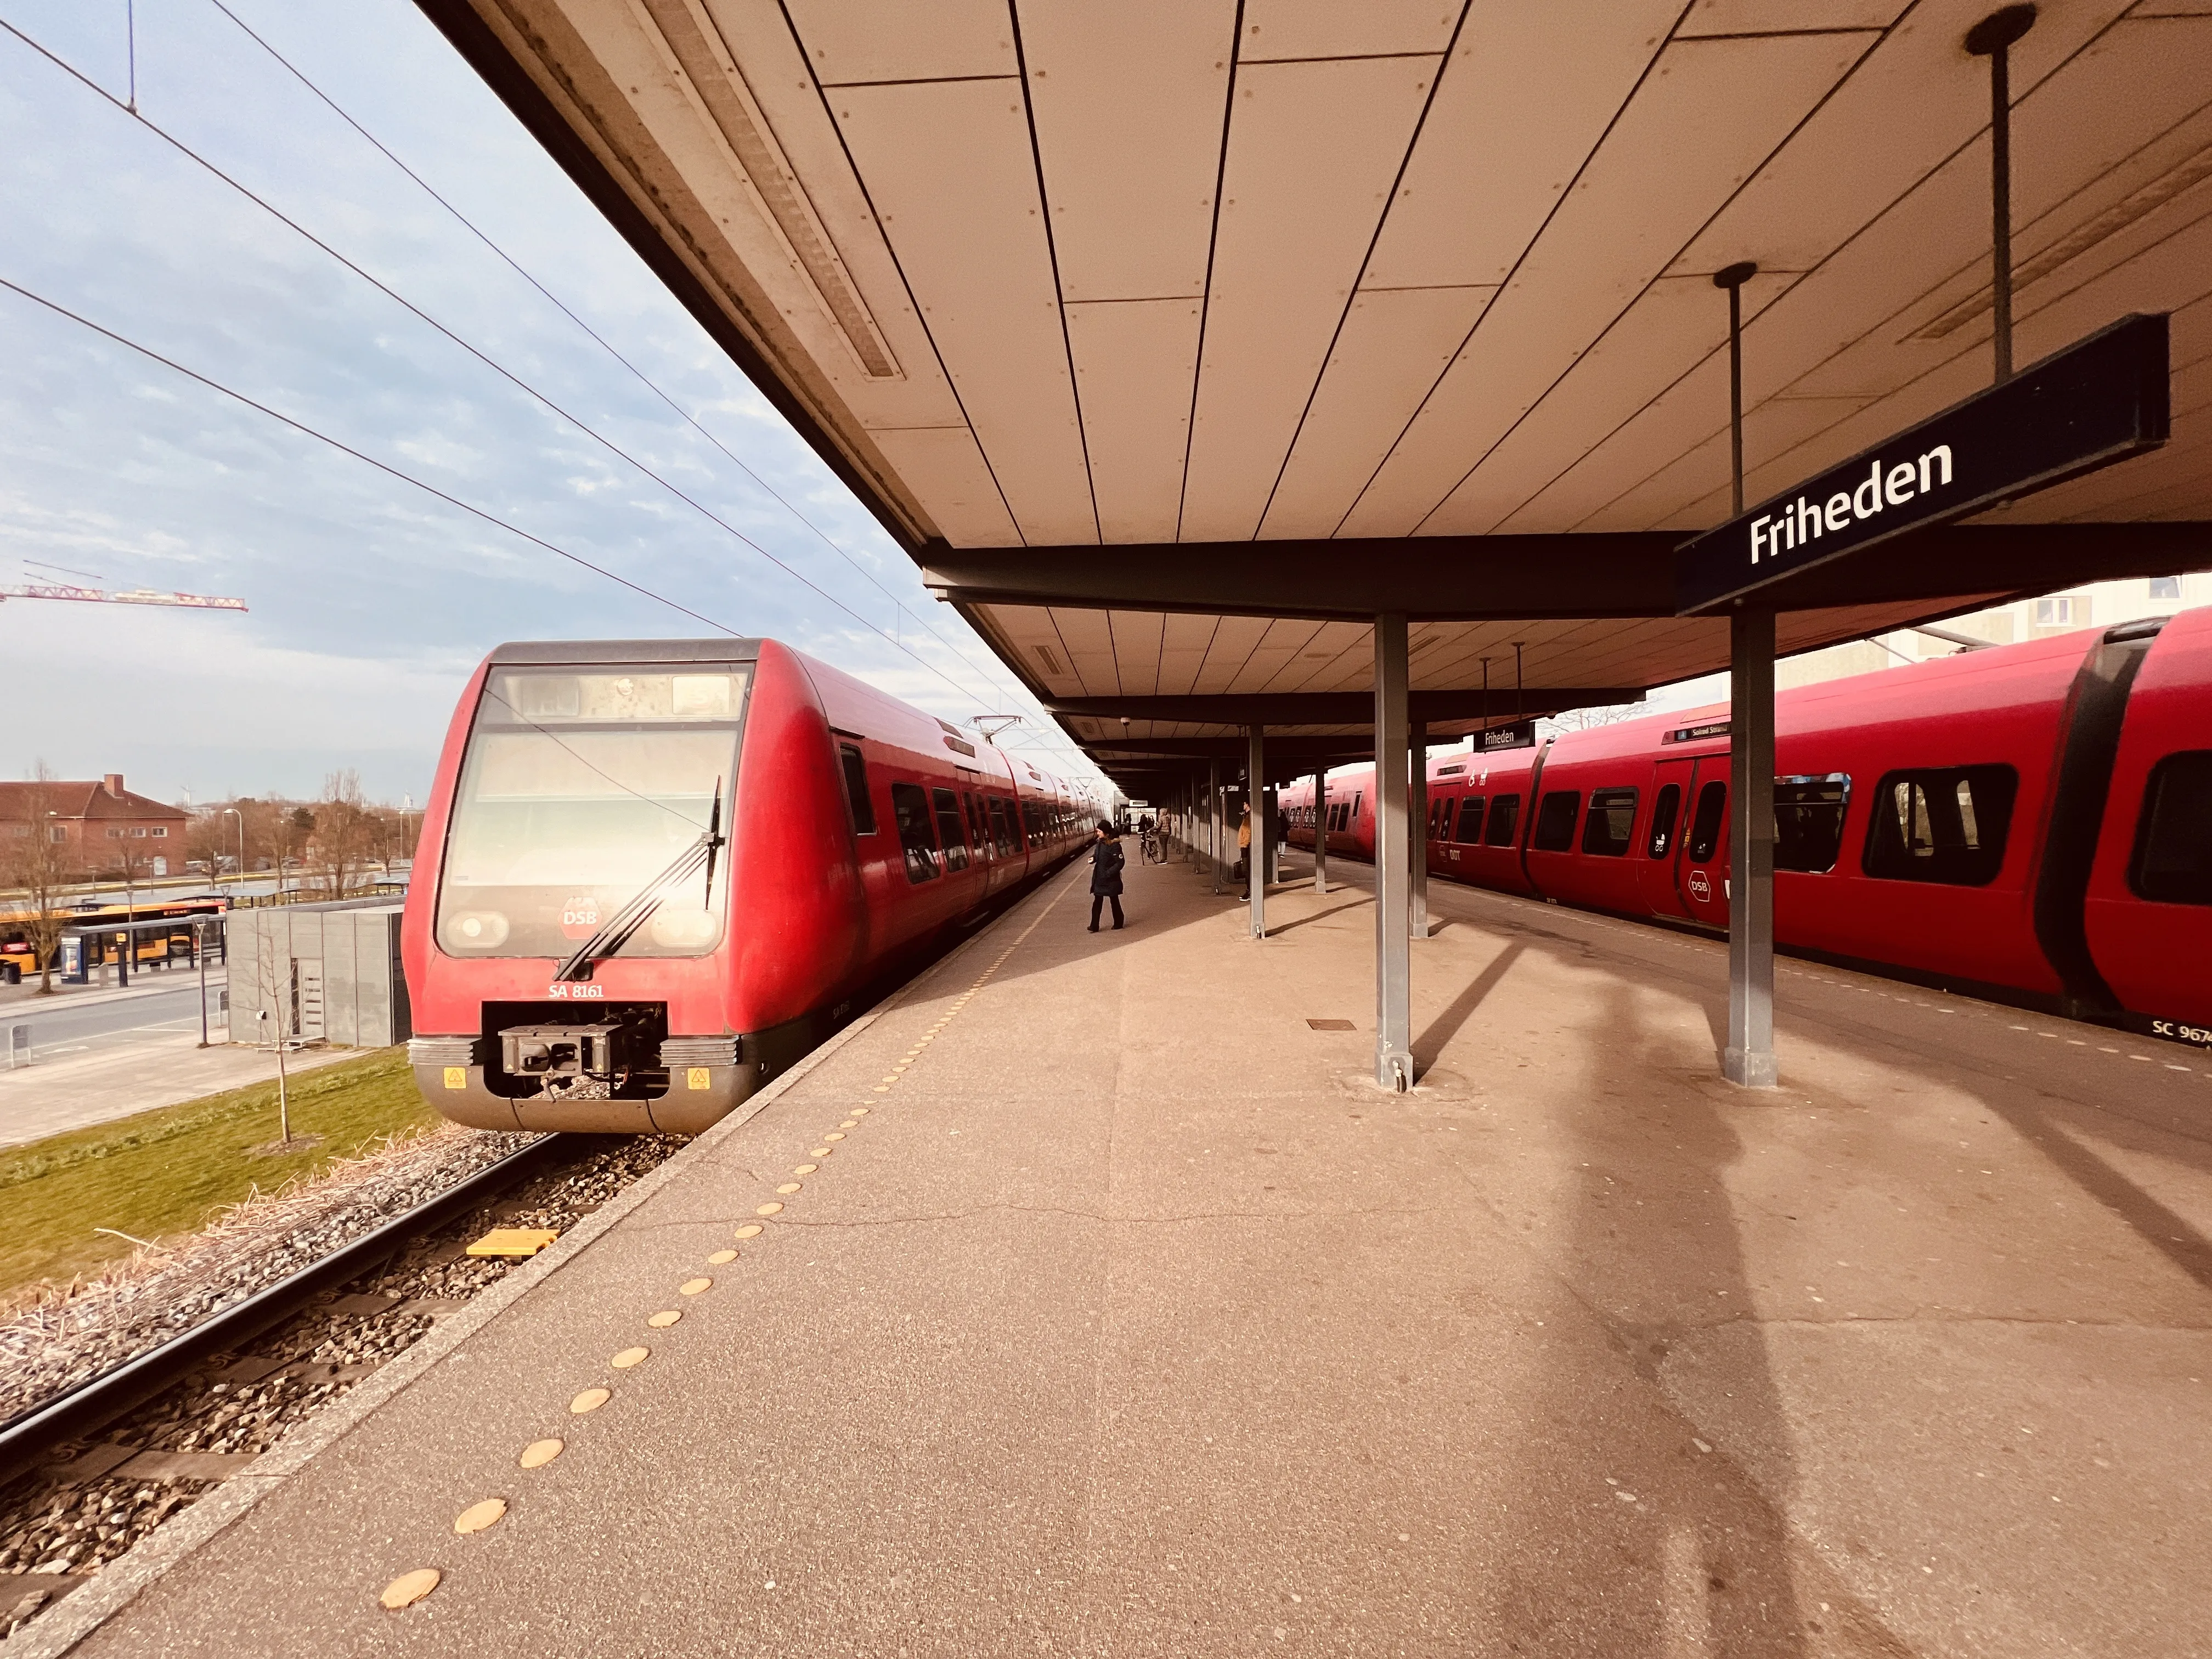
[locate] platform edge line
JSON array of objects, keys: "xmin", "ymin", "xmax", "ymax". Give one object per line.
[{"xmin": 12, "ymin": 862, "xmax": 1087, "ymax": 1659}]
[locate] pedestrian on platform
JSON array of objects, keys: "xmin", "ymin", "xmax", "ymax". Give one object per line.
[
  {"xmin": 1233, "ymin": 802, "xmax": 1252, "ymax": 889},
  {"xmin": 1087, "ymin": 822, "xmax": 1125, "ymax": 932}
]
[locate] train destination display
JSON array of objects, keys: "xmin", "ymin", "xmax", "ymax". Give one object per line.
[{"xmin": 1675, "ymin": 312, "xmax": 2170, "ymax": 614}]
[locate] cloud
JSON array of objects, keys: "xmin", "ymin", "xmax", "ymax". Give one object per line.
[{"xmin": 0, "ymin": 0, "xmax": 1101, "ymax": 804}]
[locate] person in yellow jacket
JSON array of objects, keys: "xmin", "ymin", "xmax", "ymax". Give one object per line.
[{"xmin": 1234, "ymin": 802, "xmax": 1252, "ymax": 885}]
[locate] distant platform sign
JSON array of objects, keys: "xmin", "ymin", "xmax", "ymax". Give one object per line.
[{"xmin": 1675, "ymin": 313, "xmax": 2169, "ymax": 615}]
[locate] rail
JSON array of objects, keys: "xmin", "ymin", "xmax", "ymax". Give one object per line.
[{"xmin": 0, "ymin": 1135, "xmax": 565, "ymax": 1489}]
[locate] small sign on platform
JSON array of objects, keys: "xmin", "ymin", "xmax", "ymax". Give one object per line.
[
  {"xmin": 1675, "ymin": 313, "xmax": 2169, "ymax": 614},
  {"xmin": 466, "ymin": 1228, "xmax": 560, "ymax": 1259}
]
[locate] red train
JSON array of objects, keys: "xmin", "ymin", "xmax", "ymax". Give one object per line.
[
  {"xmin": 402, "ymin": 639, "xmax": 1098, "ymax": 1132},
  {"xmin": 1284, "ymin": 609, "xmax": 2212, "ymax": 1044}
]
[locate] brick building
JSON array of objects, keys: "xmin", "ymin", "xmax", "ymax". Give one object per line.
[{"xmin": 0, "ymin": 774, "xmax": 191, "ymax": 878}]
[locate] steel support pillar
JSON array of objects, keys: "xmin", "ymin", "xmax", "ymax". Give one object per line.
[
  {"xmin": 1374, "ymin": 614, "xmax": 1414, "ymax": 1091},
  {"xmin": 1725, "ymin": 608, "xmax": 1779, "ymax": 1088},
  {"xmin": 1247, "ymin": 726, "xmax": 1267, "ymax": 936},
  {"xmin": 1312, "ymin": 770, "xmax": 1328, "ymax": 895},
  {"xmin": 1408, "ymin": 718, "xmax": 1430, "ymax": 938}
]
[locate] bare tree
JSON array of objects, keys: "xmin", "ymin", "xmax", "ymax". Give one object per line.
[
  {"xmin": 1538, "ymin": 702, "xmax": 1648, "ymax": 738},
  {"xmin": 3, "ymin": 763, "xmax": 73, "ymax": 993},
  {"xmin": 309, "ymin": 770, "xmax": 377, "ymax": 899}
]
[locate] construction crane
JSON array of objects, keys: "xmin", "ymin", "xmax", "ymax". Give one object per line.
[{"xmin": 0, "ymin": 582, "xmax": 246, "ymax": 611}]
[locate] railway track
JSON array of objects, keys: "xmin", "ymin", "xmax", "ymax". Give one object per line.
[{"xmin": 0, "ymin": 1130, "xmax": 683, "ymax": 1640}]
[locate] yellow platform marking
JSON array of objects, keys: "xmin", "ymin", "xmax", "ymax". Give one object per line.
[
  {"xmin": 735, "ymin": 1223, "xmax": 764, "ymax": 1238},
  {"xmin": 380, "ymin": 1568, "xmax": 440, "ymax": 1609},
  {"xmin": 454, "ymin": 1498, "xmax": 506, "ymax": 1535},
  {"xmin": 518, "ymin": 1438, "xmax": 563, "ymax": 1469},
  {"xmin": 794, "ymin": 1163, "xmax": 818, "ymax": 1174},
  {"xmin": 708, "ymin": 1249, "xmax": 737, "ymax": 1264},
  {"xmin": 755, "ymin": 1201, "xmax": 783, "ymax": 1216},
  {"xmin": 611, "ymin": 1347, "xmax": 649, "ymax": 1369},
  {"xmin": 680, "ymin": 1277, "xmax": 711, "ymax": 1296},
  {"xmin": 569, "ymin": 1388, "xmax": 611, "ymax": 1414},
  {"xmin": 647, "ymin": 1310, "xmax": 681, "ymax": 1328}
]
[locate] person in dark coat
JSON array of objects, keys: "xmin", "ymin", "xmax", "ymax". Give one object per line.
[{"xmin": 1087, "ymin": 823, "xmax": 1125, "ymax": 932}]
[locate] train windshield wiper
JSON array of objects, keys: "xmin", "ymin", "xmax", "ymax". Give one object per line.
[{"xmin": 553, "ymin": 780, "xmax": 725, "ymax": 984}]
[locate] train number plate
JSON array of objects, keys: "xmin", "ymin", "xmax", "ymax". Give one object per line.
[{"xmin": 547, "ymin": 983, "xmax": 605, "ymax": 1000}]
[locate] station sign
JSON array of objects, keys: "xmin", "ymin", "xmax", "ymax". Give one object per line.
[
  {"xmin": 1674, "ymin": 313, "xmax": 2169, "ymax": 615},
  {"xmin": 1477, "ymin": 720, "xmax": 1536, "ymax": 752},
  {"xmin": 1662, "ymin": 719, "xmax": 1730, "ymax": 745}
]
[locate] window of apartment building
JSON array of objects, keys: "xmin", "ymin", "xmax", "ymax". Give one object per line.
[
  {"xmin": 2149, "ymin": 576, "xmax": 2182, "ymax": 600},
  {"xmin": 151, "ymin": 826, "xmax": 168, "ymax": 838},
  {"xmin": 2034, "ymin": 594, "xmax": 2087, "ymax": 627}
]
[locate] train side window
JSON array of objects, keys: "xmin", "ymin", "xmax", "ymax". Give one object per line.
[
  {"xmin": 932, "ymin": 787, "xmax": 971, "ymax": 870},
  {"xmin": 2129, "ymin": 751, "xmax": 2212, "ymax": 904},
  {"xmin": 1483, "ymin": 794, "xmax": 1521, "ymax": 846},
  {"xmin": 889, "ymin": 782, "xmax": 940, "ymax": 883},
  {"xmin": 1454, "ymin": 795, "xmax": 1486, "ymax": 844},
  {"xmin": 1581, "ymin": 788, "xmax": 1639, "ymax": 856},
  {"xmin": 838, "ymin": 744, "xmax": 877, "ymax": 836},
  {"xmin": 1433, "ymin": 798, "xmax": 1455, "ymax": 841},
  {"xmin": 1775, "ymin": 774, "xmax": 1852, "ymax": 873},
  {"xmin": 1686, "ymin": 781, "xmax": 1728, "ymax": 862},
  {"xmin": 1646, "ymin": 783, "xmax": 1681, "ymax": 858},
  {"xmin": 1861, "ymin": 765, "xmax": 2017, "ymax": 885},
  {"xmin": 962, "ymin": 790, "xmax": 985, "ymax": 855},
  {"xmin": 1532, "ymin": 790, "xmax": 1580, "ymax": 853}
]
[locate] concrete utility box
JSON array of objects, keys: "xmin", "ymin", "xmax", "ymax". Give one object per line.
[{"xmin": 228, "ymin": 900, "xmax": 410, "ymax": 1048}]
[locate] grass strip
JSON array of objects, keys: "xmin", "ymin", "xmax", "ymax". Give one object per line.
[{"xmin": 0, "ymin": 1048, "xmax": 437, "ymax": 1302}]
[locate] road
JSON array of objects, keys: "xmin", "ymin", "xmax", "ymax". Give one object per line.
[{"xmin": 1, "ymin": 977, "xmax": 227, "ymax": 1062}]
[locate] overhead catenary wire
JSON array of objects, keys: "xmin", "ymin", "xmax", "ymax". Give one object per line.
[
  {"xmin": 0, "ymin": 274, "xmax": 738, "ymax": 636},
  {"xmin": 3, "ymin": 18, "xmax": 1095, "ymax": 769},
  {"xmin": 202, "ymin": 0, "xmax": 1031, "ymax": 719}
]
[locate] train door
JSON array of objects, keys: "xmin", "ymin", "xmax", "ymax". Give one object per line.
[
  {"xmin": 1677, "ymin": 768, "xmax": 1731, "ymax": 928},
  {"xmin": 1638, "ymin": 760, "xmax": 1695, "ymax": 919}
]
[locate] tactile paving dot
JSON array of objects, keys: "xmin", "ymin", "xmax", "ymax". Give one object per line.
[
  {"xmin": 793, "ymin": 1163, "xmax": 819, "ymax": 1175},
  {"xmin": 708, "ymin": 1249, "xmax": 738, "ymax": 1265},
  {"xmin": 871, "ymin": 1085, "xmax": 890, "ymax": 1093},
  {"xmin": 680, "ymin": 1277, "xmax": 712, "ymax": 1296},
  {"xmin": 454, "ymin": 1499, "xmax": 507, "ymax": 1534},
  {"xmin": 809, "ymin": 1148, "xmax": 832, "ymax": 1159},
  {"xmin": 755, "ymin": 1202, "xmax": 783, "ymax": 1216},
  {"xmin": 518, "ymin": 1438, "xmax": 564, "ymax": 1469},
  {"xmin": 380, "ymin": 1568, "xmax": 441, "ymax": 1609},
  {"xmin": 776, "ymin": 1182, "xmax": 803, "ymax": 1195},
  {"xmin": 735, "ymin": 1223, "xmax": 764, "ymax": 1238},
  {"xmin": 826, "ymin": 1131, "xmax": 848, "ymax": 1140},
  {"xmin": 851, "ymin": 1108, "xmax": 871, "ymax": 1116},
  {"xmin": 612, "ymin": 1347, "xmax": 650, "ymax": 1369},
  {"xmin": 647, "ymin": 1310, "xmax": 682, "ymax": 1328},
  {"xmin": 570, "ymin": 1388, "xmax": 612, "ymax": 1414}
]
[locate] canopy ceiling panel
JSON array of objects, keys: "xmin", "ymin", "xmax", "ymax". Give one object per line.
[{"xmin": 420, "ymin": 0, "xmax": 2212, "ymax": 775}]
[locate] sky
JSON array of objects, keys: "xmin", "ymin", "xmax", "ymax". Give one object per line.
[{"xmin": 0, "ymin": 0, "xmax": 1104, "ymax": 808}]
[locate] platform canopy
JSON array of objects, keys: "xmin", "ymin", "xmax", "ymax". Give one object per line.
[{"xmin": 420, "ymin": 0, "xmax": 2212, "ymax": 781}]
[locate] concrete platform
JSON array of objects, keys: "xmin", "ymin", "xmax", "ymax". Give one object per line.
[{"xmin": 44, "ymin": 849, "xmax": 2212, "ymax": 1657}]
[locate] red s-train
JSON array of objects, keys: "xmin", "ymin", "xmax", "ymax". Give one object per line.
[
  {"xmin": 1284, "ymin": 610, "xmax": 2212, "ymax": 1042},
  {"xmin": 402, "ymin": 639, "xmax": 1097, "ymax": 1132}
]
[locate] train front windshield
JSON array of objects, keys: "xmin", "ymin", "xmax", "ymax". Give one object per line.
[{"xmin": 436, "ymin": 665, "xmax": 749, "ymax": 960}]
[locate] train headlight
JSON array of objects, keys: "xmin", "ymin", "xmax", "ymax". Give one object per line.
[
  {"xmin": 443, "ymin": 911, "xmax": 509, "ymax": 950},
  {"xmin": 648, "ymin": 908, "xmax": 719, "ymax": 949}
]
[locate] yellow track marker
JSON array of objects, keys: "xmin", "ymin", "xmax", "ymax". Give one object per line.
[
  {"xmin": 612, "ymin": 1347, "xmax": 649, "ymax": 1369},
  {"xmin": 708, "ymin": 1249, "xmax": 738, "ymax": 1264},
  {"xmin": 755, "ymin": 1202, "xmax": 783, "ymax": 1216},
  {"xmin": 776, "ymin": 1182, "xmax": 802, "ymax": 1195},
  {"xmin": 647, "ymin": 1310, "xmax": 681, "ymax": 1328},
  {"xmin": 380, "ymin": 1568, "xmax": 441, "ymax": 1609},
  {"xmin": 570, "ymin": 1388, "xmax": 611, "ymax": 1414},
  {"xmin": 454, "ymin": 1498, "xmax": 506, "ymax": 1535},
  {"xmin": 735, "ymin": 1223, "xmax": 764, "ymax": 1238},
  {"xmin": 519, "ymin": 1438, "xmax": 563, "ymax": 1469},
  {"xmin": 680, "ymin": 1277, "xmax": 712, "ymax": 1296}
]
